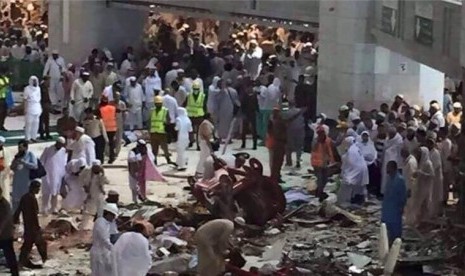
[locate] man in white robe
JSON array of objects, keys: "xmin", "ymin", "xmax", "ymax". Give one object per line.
[
  {"xmin": 81, "ymin": 160, "xmax": 109, "ymax": 230},
  {"xmin": 111, "ymin": 224, "xmax": 152, "ymax": 276},
  {"xmin": 70, "ymin": 71, "xmax": 94, "ymax": 122},
  {"xmin": 381, "ymin": 127, "xmax": 403, "ymax": 194},
  {"xmin": 62, "ymin": 158, "xmax": 88, "ymax": 211},
  {"xmin": 24, "ymin": 76, "xmax": 42, "ymax": 142},
  {"xmin": 142, "ymin": 65, "xmax": 162, "ymax": 122},
  {"xmin": 43, "ymin": 50, "xmax": 66, "ymax": 111},
  {"xmin": 164, "ymin": 62, "xmax": 179, "ymax": 89},
  {"xmin": 175, "ymin": 107, "xmax": 192, "ymax": 170},
  {"xmin": 40, "ymin": 137, "xmax": 67, "ymax": 214},
  {"xmin": 426, "ymin": 133, "xmax": 443, "ymax": 218},
  {"xmin": 241, "ymin": 40, "xmax": 262, "ymax": 80},
  {"xmin": 126, "ymin": 77, "xmax": 144, "ymax": 130},
  {"xmin": 69, "ymin": 126, "xmax": 96, "ymax": 166},
  {"xmin": 90, "ymin": 203, "xmax": 118, "ymax": 276},
  {"xmin": 401, "ymin": 147, "xmax": 418, "ymax": 226}
]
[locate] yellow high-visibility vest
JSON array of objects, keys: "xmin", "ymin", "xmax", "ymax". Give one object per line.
[
  {"xmin": 186, "ymin": 92, "xmax": 205, "ymax": 117},
  {"xmin": 0, "ymin": 76, "xmax": 9, "ymax": 99},
  {"xmin": 150, "ymin": 107, "xmax": 167, "ymax": 134}
]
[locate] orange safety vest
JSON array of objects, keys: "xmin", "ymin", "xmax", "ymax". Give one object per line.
[
  {"xmin": 100, "ymin": 105, "xmax": 117, "ymax": 132},
  {"xmin": 311, "ymin": 138, "xmax": 335, "ymax": 168}
]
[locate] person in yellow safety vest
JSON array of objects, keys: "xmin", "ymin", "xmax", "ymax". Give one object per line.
[
  {"xmin": 149, "ymin": 96, "xmax": 174, "ymax": 166},
  {"xmin": 0, "ymin": 67, "xmax": 9, "ymax": 131},
  {"xmin": 186, "ymin": 81, "xmax": 205, "ymax": 151}
]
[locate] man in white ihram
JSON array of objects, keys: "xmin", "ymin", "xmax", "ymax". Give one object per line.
[
  {"xmin": 69, "ymin": 126, "xmax": 96, "ymax": 166},
  {"xmin": 40, "ymin": 137, "xmax": 67, "ymax": 214},
  {"xmin": 90, "ymin": 203, "xmax": 118, "ymax": 276},
  {"xmin": 43, "ymin": 49, "xmax": 66, "ymax": 112},
  {"xmin": 23, "ymin": 76, "xmax": 42, "ymax": 142}
]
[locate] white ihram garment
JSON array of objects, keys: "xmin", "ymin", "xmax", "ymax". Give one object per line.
[
  {"xmin": 90, "ymin": 217, "xmax": 114, "ymax": 276},
  {"xmin": 175, "ymin": 108, "xmax": 192, "ymax": 168},
  {"xmin": 40, "ymin": 145, "xmax": 67, "ymax": 213},
  {"xmin": 24, "ymin": 77, "xmax": 42, "ymax": 140},
  {"xmin": 111, "ymin": 232, "xmax": 152, "ymax": 276}
]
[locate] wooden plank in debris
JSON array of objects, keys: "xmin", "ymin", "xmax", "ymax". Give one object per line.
[{"xmin": 289, "ymin": 218, "xmax": 330, "ymax": 227}]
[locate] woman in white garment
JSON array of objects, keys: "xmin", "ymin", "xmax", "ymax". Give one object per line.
[
  {"xmin": 338, "ymin": 136, "xmax": 369, "ymax": 206},
  {"xmin": 196, "ymin": 113, "xmax": 215, "ymax": 178},
  {"xmin": 207, "ymin": 76, "xmax": 221, "ymax": 121},
  {"xmin": 381, "ymin": 126, "xmax": 403, "ymax": 194},
  {"xmin": 356, "ymin": 131, "xmax": 378, "ymax": 197},
  {"xmin": 426, "ymin": 133, "xmax": 443, "ymax": 218},
  {"xmin": 175, "ymin": 107, "xmax": 192, "ymax": 171},
  {"xmin": 24, "ymin": 76, "xmax": 42, "ymax": 142},
  {"xmin": 62, "ymin": 158, "xmax": 88, "ymax": 211},
  {"xmin": 412, "ymin": 147, "xmax": 434, "ymax": 225}
]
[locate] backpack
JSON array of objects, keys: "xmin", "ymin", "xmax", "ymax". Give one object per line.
[{"xmin": 29, "ymin": 159, "xmax": 47, "ymax": 180}]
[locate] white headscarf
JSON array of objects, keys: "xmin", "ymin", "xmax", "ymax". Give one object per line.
[
  {"xmin": 418, "ymin": 146, "xmax": 434, "ymax": 177},
  {"xmin": 207, "ymin": 76, "xmax": 221, "ymax": 114},
  {"xmin": 175, "ymin": 107, "xmax": 193, "ymax": 140},
  {"xmin": 356, "ymin": 131, "xmax": 377, "ymax": 165},
  {"xmin": 341, "ymin": 136, "xmax": 369, "ymax": 185}
]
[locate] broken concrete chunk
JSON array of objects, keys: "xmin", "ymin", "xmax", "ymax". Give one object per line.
[
  {"xmin": 149, "ymin": 254, "xmax": 192, "ymax": 274},
  {"xmin": 347, "ymin": 252, "xmax": 372, "ymax": 269}
]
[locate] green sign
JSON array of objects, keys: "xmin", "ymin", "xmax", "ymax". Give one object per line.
[
  {"xmin": 381, "ymin": 6, "xmax": 397, "ymax": 35},
  {"xmin": 415, "ymin": 16, "xmax": 433, "ymax": 46}
]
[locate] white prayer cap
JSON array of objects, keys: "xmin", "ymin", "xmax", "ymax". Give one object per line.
[
  {"xmin": 77, "ymin": 158, "xmax": 87, "ymax": 168},
  {"xmin": 182, "ymin": 23, "xmax": 189, "ymax": 29},
  {"xmin": 81, "ymin": 71, "xmax": 90, "ymax": 76},
  {"xmin": 103, "ymin": 203, "xmax": 119, "ymax": 216},
  {"xmin": 67, "ymin": 63, "xmax": 73, "ymax": 69},
  {"xmin": 339, "ymin": 105, "xmax": 349, "ymax": 111},
  {"xmin": 106, "ymin": 62, "xmax": 114, "ymax": 67},
  {"xmin": 129, "ymin": 76, "xmax": 137, "ymax": 82},
  {"xmin": 92, "ymin": 160, "xmax": 102, "ymax": 166},
  {"xmin": 171, "ymin": 62, "xmax": 179, "ymax": 67},
  {"xmin": 453, "ymin": 102, "xmax": 462, "ymax": 109},
  {"xmin": 146, "ymin": 64, "xmax": 156, "ymax": 69},
  {"xmin": 108, "ymin": 190, "xmax": 119, "ymax": 196},
  {"xmin": 52, "ymin": 49, "xmax": 59, "ymax": 54},
  {"xmin": 398, "ymin": 122, "xmax": 407, "ymax": 129},
  {"xmin": 412, "ymin": 105, "xmax": 421, "ymax": 111},
  {"xmin": 137, "ymin": 139, "xmax": 146, "ymax": 145},
  {"xmin": 395, "ymin": 94, "xmax": 404, "ymax": 99},
  {"xmin": 0, "ymin": 136, "xmax": 5, "ymax": 144},
  {"xmin": 431, "ymin": 102, "xmax": 440, "ymax": 110},
  {"xmin": 57, "ymin": 136, "xmax": 66, "ymax": 144},
  {"xmin": 377, "ymin": 112, "xmax": 386, "ymax": 118},
  {"xmin": 75, "ymin": 126, "xmax": 85, "ymax": 133},
  {"xmin": 177, "ymin": 69, "xmax": 185, "ymax": 73},
  {"xmin": 303, "ymin": 42, "xmax": 313, "ymax": 47},
  {"xmin": 234, "ymin": 217, "xmax": 246, "ymax": 225},
  {"xmin": 206, "ymin": 42, "xmax": 215, "ymax": 49},
  {"xmin": 249, "ymin": 39, "xmax": 258, "ymax": 45}
]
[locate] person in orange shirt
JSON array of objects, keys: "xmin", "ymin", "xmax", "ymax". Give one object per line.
[
  {"xmin": 311, "ymin": 126, "xmax": 336, "ymax": 202},
  {"xmin": 99, "ymin": 95, "xmax": 117, "ymax": 164}
]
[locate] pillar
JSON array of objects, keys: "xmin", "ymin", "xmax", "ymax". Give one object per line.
[
  {"xmin": 48, "ymin": 0, "xmax": 148, "ymax": 64},
  {"xmin": 318, "ymin": 0, "xmax": 444, "ymax": 118},
  {"xmin": 317, "ymin": 0, "xmax": 376, "ymax": 118}
]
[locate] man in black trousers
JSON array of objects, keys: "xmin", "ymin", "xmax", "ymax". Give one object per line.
[{"xmin": 0, "ymin": 186, "xmax": 19, "ymax": 276}]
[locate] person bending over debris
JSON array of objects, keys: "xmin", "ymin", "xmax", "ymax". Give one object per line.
[
  {"xmin": 13, "ymin": 180, "xmax": 47, "ymax": 269},
  {"xmin": 381, "ymin": 161, "xmax": 407, "ymax": 245},
  {"xmin": 194, "ymin": 219, "xmax": 234, "ymax": 276}
]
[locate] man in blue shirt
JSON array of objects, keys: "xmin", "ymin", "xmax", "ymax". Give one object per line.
[{"xmin": 382, "ymin": 161, "xmax": 407, "ymax": 245}]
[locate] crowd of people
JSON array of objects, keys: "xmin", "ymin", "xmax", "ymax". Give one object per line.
[{"xmin": 0, "ymin": 16, "xmax": 463, "ymax": 276}]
